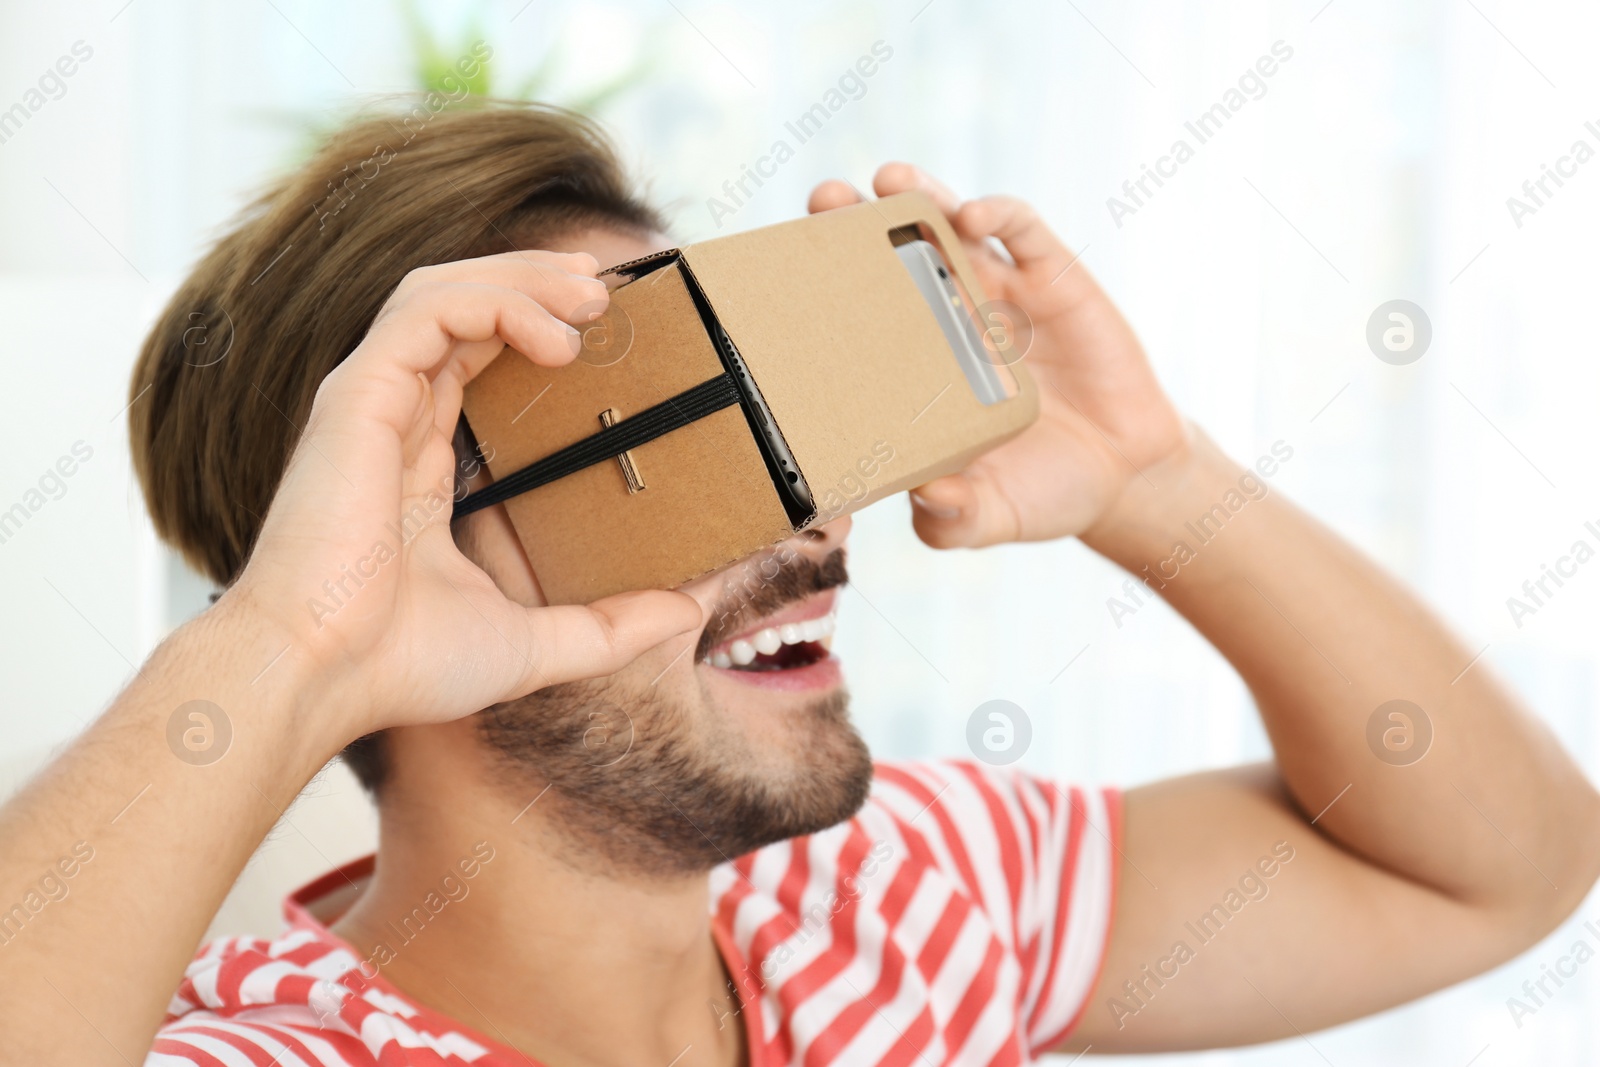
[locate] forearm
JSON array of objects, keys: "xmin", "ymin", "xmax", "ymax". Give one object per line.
[
  {"xmin": 1084, "ymin": 426, "xmax": 1600, "ymax": 917},
  {"xmin": 0, "ymin": 600, "xmax": 345, "ymax": 1063}
]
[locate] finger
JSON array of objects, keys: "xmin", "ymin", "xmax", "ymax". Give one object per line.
[
  {"xmin": 871, "ymin": 162, "xmax": 962, "ymax": 216},
  {"xmin": 518, "ymin": 590, "xmax": 705, "ymax": 690},
  {"xmin": 387, "ymin": 250, "xmax": 609, "ymax": 327},
  {"xmin": 393, "ymin": 373, "xmax": 465, "ymax": 491},
  {"xmin": 318, "ymin": 282, "xmax": 584, "ymax": 451},
  {"xmin": 908, "ymin": 471, "xmax": 1019, "ymax": 549},
  {"xmin": 955, "ymin": 195, "xmax": 1075, "ymax": 274},
  {"xmin": 356, "ymin": 281, "xmax": 586, "ymax": 381},
  {"xmin": 399, "ymin": 372, "xmax": 437, "ymax": 468},
  {"xmin": 393, "ymin": 248, "xmax": 602, "ymax": 289},
  {"xmin": 807, "ymin": 179, "xmax": 865, "ymax": 214}
]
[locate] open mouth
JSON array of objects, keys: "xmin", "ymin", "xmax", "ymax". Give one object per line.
[{"xmin": 708, "ymin": 610, "xmax": 836, "ymax": 672}]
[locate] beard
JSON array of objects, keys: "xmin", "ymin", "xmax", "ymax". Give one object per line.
[{"xmin": 477, "ymin": 548, "xmax": 874, "ymax": 878}]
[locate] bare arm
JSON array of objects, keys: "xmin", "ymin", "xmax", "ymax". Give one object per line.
[
  {"xmin": 0, "ymin": 610, "xmax": 347, "ymax": 1062},
  {"xmin": 1067, "ymin": 429, "xmax": 1600, "ymax": 1050},
  {"xmin": 807, "ymin": 164, "xmax": 1600, "ymax": 1053},
  {"xmin": 0, "ymin": 252, "xmax": 701, "ymax": 1064}
]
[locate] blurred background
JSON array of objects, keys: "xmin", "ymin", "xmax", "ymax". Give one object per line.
[{"xmin": 4, "ymin": 0, "xmax": 1600, "ymax": 1062}]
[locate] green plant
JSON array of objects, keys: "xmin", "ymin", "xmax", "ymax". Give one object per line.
[
  {"xmin": 396, "ymin": 0, "xmax": 654, "ymax": 110},
  {"xmin": 258, "ymin": 0, "xmax": 658, "ymax": 164}
]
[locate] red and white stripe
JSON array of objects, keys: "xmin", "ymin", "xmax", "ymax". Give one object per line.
[{"xmin": 149, "ymin": 760, "xmax": 1119, "ymax": 1066}]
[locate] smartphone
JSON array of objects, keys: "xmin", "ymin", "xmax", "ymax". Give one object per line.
[
  {"xmin": 712, "ymin": 322, "xmax": 815, "ymax": 524},
  {"xmin": 894, "ymin": 238, "xmax": 1016, "ymax": 405}
]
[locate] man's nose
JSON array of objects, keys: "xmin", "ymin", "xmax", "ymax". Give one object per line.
[{"xmin": 787, "ymin": 514, "xmax": 852, "ymax": 561}]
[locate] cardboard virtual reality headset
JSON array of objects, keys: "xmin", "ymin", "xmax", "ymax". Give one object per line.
[{"xmin": 456, "ymin": 190, "xmax": 1038, "ymax": 605}]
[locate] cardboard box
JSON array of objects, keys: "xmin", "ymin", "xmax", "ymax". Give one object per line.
[{"xmin": 458, "ymin": 190, "xmax": 1038, "ymax": 605}]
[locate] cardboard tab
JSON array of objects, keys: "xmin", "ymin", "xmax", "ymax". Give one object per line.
[{"xmin": 462, "ymin": 263, "xmax": 791, "ymax": 605}]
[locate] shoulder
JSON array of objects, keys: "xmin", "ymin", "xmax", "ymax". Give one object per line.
[
  {"xmin": 864, "ymin": 759, "xmax": 1116, "ymax": 883},
  {"xmin": 711, "ymin": 761, "xmax": 1121, "ymax": 1061},
  {"xmin": 726, "ymin": 757, "xmax": 1117, "ymax": 878},
  {"xmin": 717, "ymin": 758, "xmax": 1118, "ymax": 948}
]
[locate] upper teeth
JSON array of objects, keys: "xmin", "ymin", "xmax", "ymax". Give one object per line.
[{"xmin": 711, "ymin": 612, "xmax": 836, "ymax": 668}]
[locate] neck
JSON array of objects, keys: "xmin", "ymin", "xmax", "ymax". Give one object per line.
[{"xmin": 330, "ymin": 744, "xmax": 746, "ymax": 1067}]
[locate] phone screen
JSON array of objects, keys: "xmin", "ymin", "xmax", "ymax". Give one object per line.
[{"xmin": 893, "ymin": 237, "xmax": 1019, "ymax": 405}]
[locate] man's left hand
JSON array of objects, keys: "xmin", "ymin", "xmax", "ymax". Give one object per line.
[{"xmin": 808, "ymin": 164, "xmax": 1187, "ymax": 548}]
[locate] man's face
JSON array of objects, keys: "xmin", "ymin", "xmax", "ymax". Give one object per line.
[{"xmin": 465, "ymin": 227, "xmax": 874, "ymax": 876}]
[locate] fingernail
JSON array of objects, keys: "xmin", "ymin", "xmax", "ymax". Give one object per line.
[
  {"xmin": 911, "ymin": 492, "xmax": 960, "ymax": 520},
  {"xmin": 565, "ymin": 323, "xmax": 582, "ymax": 355}
]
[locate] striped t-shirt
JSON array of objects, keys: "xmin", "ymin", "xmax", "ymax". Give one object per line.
[{"xmin": 150, "ymin": 760, "xmax": 1120, "ymax": 1066}]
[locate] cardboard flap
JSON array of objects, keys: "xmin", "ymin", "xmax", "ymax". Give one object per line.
[
  {"xmin": 678, "ymin": 191, "xmax": 1038, "ymax": 518},
  {"xmin": 460, "ymin": 263, "xmax": 793, "ymax": 605}
]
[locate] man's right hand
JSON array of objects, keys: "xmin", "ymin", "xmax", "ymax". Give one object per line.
[
  {"xmin": 226, "ymin": 250, "xmax": 703, "ymax": 742},
  {"xmin": 0, "ymin": 250, "xmax": 702, "ymax": 1065}
]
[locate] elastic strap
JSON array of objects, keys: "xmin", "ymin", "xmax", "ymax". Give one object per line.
[{"xmin": 454, "ymin": 373, "xmax": 741, "ymax": 518}]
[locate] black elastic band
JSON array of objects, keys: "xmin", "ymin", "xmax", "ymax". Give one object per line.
[{"xmin": 454, "ymin": 373, "xmax": 742, "ymax": 518}]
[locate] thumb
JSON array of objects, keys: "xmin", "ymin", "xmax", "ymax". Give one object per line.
[
  {"xmin": 515, "ymin": 589, "xmax": 705, "ymax": 691},
  {"xmin": 909, "ymin": 471, "xmax": 1019, "ymax": 549}
]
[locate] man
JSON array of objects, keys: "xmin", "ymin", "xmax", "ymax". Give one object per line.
[{"xmin": 0, "ymin": 101, "xmax": 1595, "ymax": 1066}]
